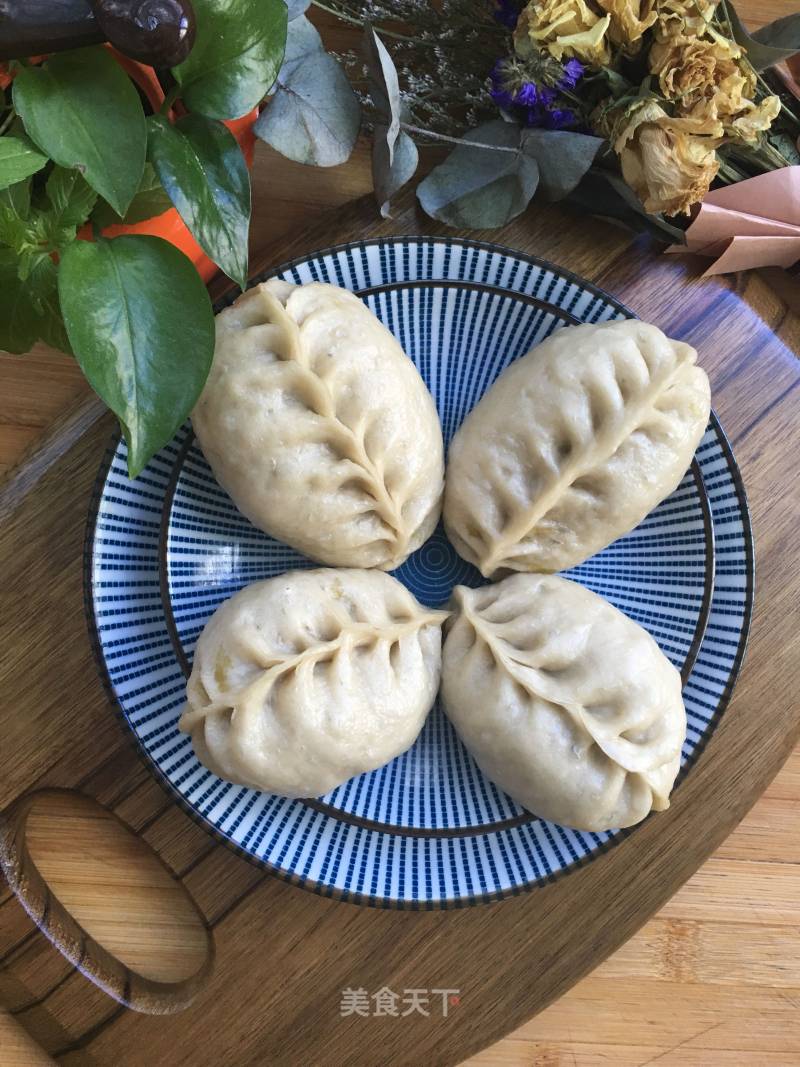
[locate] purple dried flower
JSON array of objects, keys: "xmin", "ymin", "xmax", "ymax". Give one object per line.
[
  {"xmin": 558, "ymin": 59, "xmax": 584, "ymax": 90},
  {"xmin": 543, "ymin": 107, "xmax": 577, "ymax": 130},
  {"xmin": 492, "ymin": 0, "xmax": 519, "ymax": 29},
  {"xmin": 490, "ymin": 84, "xmax": 515, "ymax": 108},
  {"xmin": 515, "ymin": 82, "xmax": 538, "ymax": 107},
  {"xmin": 522, "ymin": 106, "xmax": 545, "ymax": 128},
  {"xmin": 537, "ymin": 86, "xmax": 557, "ymax": 107}
]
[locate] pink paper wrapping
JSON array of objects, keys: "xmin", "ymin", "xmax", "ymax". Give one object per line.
[{"xmin": 667, "ymin": 167, "xmax": 800, "ymax": 276}]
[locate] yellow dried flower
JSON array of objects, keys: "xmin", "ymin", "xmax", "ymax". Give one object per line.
[
  {"xmin": 649, "ymin": 23, "xmax": 778, "ymax": 145},
  {"xmin": 649, "ymin": 32, "xmax": 742, "ymax": 103},
  {"xmin": 514, "ymin": 0, "xmax": 611, "ymax": 67},
  {"xmin": 596, "ymin": 0, "xmax": 658, "ymax": 49},
  {"xmin": 654, "ymin": 0, "xmax": 719, "ymax": 42},
  {"xmin": 728, "ymin": 95, "xmax": 782, "ymax": 142},
  {"xmin": 614, "ymin": 99, "xmax": 723, "ymax": 215}
]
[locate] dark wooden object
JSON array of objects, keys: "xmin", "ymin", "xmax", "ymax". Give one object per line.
[{"xmin": 1, "ymin": 192, "xmax": 798, "ymax": 1066}]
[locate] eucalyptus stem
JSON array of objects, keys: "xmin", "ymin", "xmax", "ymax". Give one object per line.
[
  {"xmin": 311, "ymin": 1, "xmax": 364, "ymax": 28},
  {"xmin": 401, "ymin": 122, "xmax": 519, "ymax": 152}
]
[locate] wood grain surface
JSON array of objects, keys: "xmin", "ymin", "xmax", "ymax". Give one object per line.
[
  {"xmin": 1, "ymin": 179, "xmax": 799, "ymax": 1066},
  {"xmin": 1, "ymin": 3, "xmax": 798, "ymax": 1064}
]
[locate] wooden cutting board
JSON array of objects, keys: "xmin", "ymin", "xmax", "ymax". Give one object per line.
[{"xmin": 1, "ymin": 191, "xmax": 798, "ymax": 1067}]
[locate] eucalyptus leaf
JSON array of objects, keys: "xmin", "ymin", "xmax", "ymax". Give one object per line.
[
  {"xmin": 417, "ymin": 120, "xmax": 538, "ymax": 229},
  {"xmin": 92, "ymin": 163, "xmax": 173, "ymax": 229},
  {"xmin": 285, "ymin": 0, "xmax": 310, "ymax": 18},
  {"xmin": 521, "ymin": 130, "xmax": 604, "ymax": 202},
  {"xmin": 726, "ymin": 3, "xmax": 800, "ymax": 70},
  {"xmin": 173, "ymin": 0, "xmax": 287, "ymax": 120},
  {"xmin": 363, "ymin": 26, "xmax": 406, "ymax": 213},
  {"xmin": 363, "ymin": 27, "xmax": 401, "ymax": 146},
  {"xmin": 13, "ymin": 47, "xmax": 146, "ymax": 216},
  {"xmin": 58, "ymin": 235, "xmax": 215, "ymax": 476},
  {"xmin": 255, "ymin": 15, "xmax": 360, "ymax": 167},
  {"xmin": 568, "ymin": 167, "xmax": 687, "ymax": 243},
  {"xmin": 754, "ymin": 12, "xmax": 800, "ymax": 53},
  {"xmin": 148, "ymin": 114, "xmax": 250, "ymax": 288},
  {"xmin": 373, "ymin": 128, "xmax": 418, "ymax": 218},
  {"xmin": 0, "ymin": 137, "xmax": 47, "ymax": 191}
]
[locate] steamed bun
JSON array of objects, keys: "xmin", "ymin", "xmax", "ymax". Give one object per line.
[
  {"xmin": 179, "ymin": 569, "xmax": 447, "ymax": 797},
  {"xmin": 443, "ymin": 320, "xmax": 710, "ymax": 577},
  {"xmin": 441, "ymin": 574, "xmax": 687, "ymax": 831},
  {"xmin": 192, "ymin": 279, "xmax": 444, "ymax": 569}
]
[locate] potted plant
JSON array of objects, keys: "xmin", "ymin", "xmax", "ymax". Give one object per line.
[{"xmin": 0, "ymin": 0, "xmax": 287, "ymax": 476}]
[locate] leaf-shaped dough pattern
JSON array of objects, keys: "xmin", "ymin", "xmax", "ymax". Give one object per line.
[
  {"xmin": 443, "ymin": 320, "xmax": 710, "ymax": 576},
  {"xmin": 192, "ymin": 279, "xmax": 444, "ymax": 569},
  {"xmin": 441, "ymin": 575, "xmax": 686, "ymax": 831},
  {"xmin": 180, "ymin": 569, "xmax": 447, "ymax": 797}
]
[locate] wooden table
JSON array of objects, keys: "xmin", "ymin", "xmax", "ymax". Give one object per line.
[{"xmin": 2, "ymin": 4, "xmax": 798, "ymax": 1063}]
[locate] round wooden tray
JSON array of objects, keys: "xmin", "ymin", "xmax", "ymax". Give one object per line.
[{"xmin": 1, "ymin": 192, "xmax": 798, "ymax": 1066}]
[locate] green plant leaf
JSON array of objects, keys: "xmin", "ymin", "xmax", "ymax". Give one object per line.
[
  {"xmin": 44, "ymin": 166, "xmax": 98, "ymax": 237},
  {"xmin": 92, "ymin": 163, "xmax": 173, "ymax": 229},
  {"xmin": 726, "ymin": 4, "xmax": 800, "ymax": 70},
  {"xmin": 254, "ymin": 15, "xmax": 360, "ymax": 166},
  {"xmin": 0, "ymin": 247, "xmax": 70, "ymax": 354},
  {"xmin": 173, "ymin": 0, "xmax": 287, "ymax": 120},
  {"xmin": 147, "ymin": 114, "xmax": 250, "ymax": 288},
  {"xmin": 0, "ymin": 179, "xmax": 32, "ymax": 249},
  {"xmin": 373, "ymin": 127, "xmax": 417, "ymax": 218},
  {"xmin": 0, "ymin": 169, "xmax": 94, "ymax": 279},
  {"xmin": 521, "ymin": 130, "xmax": 604, "ymax": 201},
  {"xmin": 58, "ymin": 235, "xmax": 215, "ymax": 476},
  {"xmin": 0, "ymin": 248, "xmax": 39, "ymax": 353},
  {"xmin": 12, "ymin": 47, "xmax": 146, "ymax": 216},
  {"xmin": 0, "ymin": 136, "xmax": 48, "ymax": 190},
  {"xmin": 417, "ymin": 120, "xmax": 538, "ymax": 229}
]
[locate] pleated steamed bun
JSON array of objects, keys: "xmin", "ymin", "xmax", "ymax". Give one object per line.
[
  {"xmin": 192, "ymin": 279, "xmax": 444, "ymax": 570},
  {"xmin": 441, "ymin": 574, "xmax": 687, "ymax": 832},
  {"xmin": 443, "ymin": 319, "xmax": 710, "ymax": 577},
  {"xmin": 179, "ymin": 569, "xmax": 447, "ymax": 797}
]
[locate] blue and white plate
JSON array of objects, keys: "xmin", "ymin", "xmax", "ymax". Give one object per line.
[{"xmin": 86, "ymin": 238, "xmax": 753, "ymax": 908}]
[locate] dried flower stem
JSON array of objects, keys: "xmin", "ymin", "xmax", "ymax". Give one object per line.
[
  {"xmin": 754, "ymin": 67, "xmax": 800, "ymax": 130},
  {"xmin": 400, "ymin": 122, "xmax": 519, "ymax": 152},
  {"xmin": 311, "ymin": 0, "xmax": 438, "ymax": 46}
]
